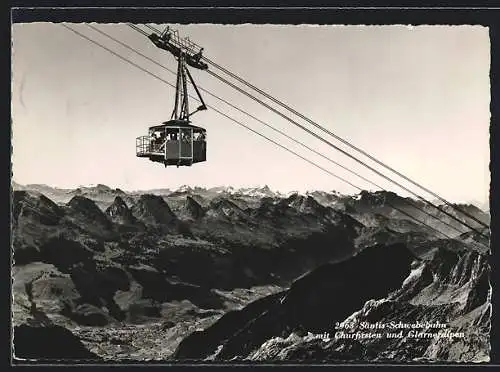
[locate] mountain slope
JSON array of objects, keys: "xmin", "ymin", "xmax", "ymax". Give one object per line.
[
  {"xmin": 173, "ymin": 243, "xmax": 416, "ymax": 360},
  {"xmin": 130, "ymin": 194, "xmax": 178, "ymax": 229},
  {"xmin": 173, "ymin": 241, "xmax": 490, "ymax": 362}
]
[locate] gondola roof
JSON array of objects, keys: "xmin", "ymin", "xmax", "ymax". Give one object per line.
[{"xmin": 148, "ymin": 119, "xmax": 206, "ymax": 131}]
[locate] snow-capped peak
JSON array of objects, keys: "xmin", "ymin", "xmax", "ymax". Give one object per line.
[
  {"xmin": 177, "ymin": 185, "xmax": 194, "ymax": 193},
  {"xmin": 236, "ymin": 185, "xmax": 282, "ymax": 198}
]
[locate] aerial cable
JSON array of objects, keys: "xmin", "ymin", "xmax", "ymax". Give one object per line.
[
  {"xmin": 95, "ymin": 23, "xmax": 469, "ymax": 237},
  {"xmin": 126, "ymin": 24, "xmax": 488, "ymax": 240},
  {"xmin": 127, "ymin": 23, "xmax": 150, "ymax": 37},
  {"xmin": 60, "ymin": 24, "xmax": 474, "ymax": 244},
  {"xmin": 137, "ymin": 24, "xmax": 489, "ymax": 234},
  {"xmin": 72, "ymin": 24, "xmax": 490, "ymax": 248},
  {"xmin": 201, "ymin": 52, "xmax": 490, "ymax": 230},
  {"xmin": 143, "ymin": 24, "xmax": 160, "ymax": 34},
  {"xmin": 204, "ymin": 68, "xmax": 489, "ymax": 239},
  {"xmin": 59, "ymin": 24, "xmax": 356, "ymax": 193},
  {"xmin": 141, "ymin": 24, "xmax": 489, "ymax": 230}
]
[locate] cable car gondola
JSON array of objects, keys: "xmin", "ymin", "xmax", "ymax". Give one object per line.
[
  {"xmin": 136, "ymin": 28, "xmax": 208, "ymax": 167},
  {"xmin": 137, "ymin": 120, "xmax": 206, "ymax": 167}
]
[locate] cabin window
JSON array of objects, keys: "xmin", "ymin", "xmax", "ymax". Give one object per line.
[
  {"xmin": 180, "ymin": 128, "xmax": 192, "ymax": 143},
  {"xmin": 193, "ymin": 129, "xmax": 206, "ymax": 142},
  {"xmin": 166, "ymin": 128, "xmax": 180, "ymax": 141},
  {"xmin": 148, "ymin": 128, "xmax": 166, "ymax": 152}
]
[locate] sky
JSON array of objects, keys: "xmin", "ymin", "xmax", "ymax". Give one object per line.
[{"xmin": 11, "ymin": 23, "xmax": 490, "ymax": 206}]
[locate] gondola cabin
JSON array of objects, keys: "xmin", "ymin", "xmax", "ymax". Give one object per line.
[{"xmin": 136, "ymin": 120, "xmax": 206, "ymax": 167}]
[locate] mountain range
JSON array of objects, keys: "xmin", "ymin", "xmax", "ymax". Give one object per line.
[{"xmin": 11, "ymin": 182, "xmax": 490, "ymax": 362}]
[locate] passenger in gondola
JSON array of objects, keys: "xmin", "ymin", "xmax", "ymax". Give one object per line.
[
  {"xmin": 148, "ymin": 132, "xmax": 154, "ymax": 151},
  {"xmin": 152, "ymin": 132, "xmax": 161, "ymax": 150},
  {"xmin": 158, "ymin": 131, "xmax": 165, "ymax": 144}
]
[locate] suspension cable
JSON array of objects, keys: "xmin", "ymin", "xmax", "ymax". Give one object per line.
[
  {"xmin": 127, "ymin": 23, "xmax": 150, "ymax": 37},
  {"xmin": 143, "ymin": 24, "xmax": 489, "ymax": 231},
  {"xmin": 60, "ymin": 23, "xmax": 472, "ymax": 244},
  {"xmin": 138, "ymin": 23, "xmax": 489, "ymax": 235},
  {"xmin": 97, "ymin": 23, "xmax": 469, "ymax": 237},
  {"xmin": 205, "ymin": 68, "xmax": 489, "ymax": 239},
  {"xmin": 59, "ymin": 24, "xmax": 357, "ymax": 194},
  {"xmin": 143, "ymin": 24, "xmax": 160, "ymax": 34},
  {"xmin": 201, "ymin": 53, "xmax": 490, "ymax": 230}
]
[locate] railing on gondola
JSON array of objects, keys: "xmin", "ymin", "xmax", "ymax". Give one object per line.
[
  {"xmin": 136, "ymin": 136, "xmax": 152, "ymax": 156},
  {"xmin": 136, "ymin": 136, "xmax": 169, "ymax": 156}
]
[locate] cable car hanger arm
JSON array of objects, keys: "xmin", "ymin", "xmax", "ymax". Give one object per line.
[{"xmin": 185, "ymin": 67, "xmax": 207, "ymax": 114}]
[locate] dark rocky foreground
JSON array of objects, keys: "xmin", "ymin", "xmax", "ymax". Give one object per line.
[
  {"xmin": 10, "ymin": 183, "xmax": 491, "ymax": 362},
  {"xmin": 175, "ymin": 241, "xmax": 490, "ymax": 362}
]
